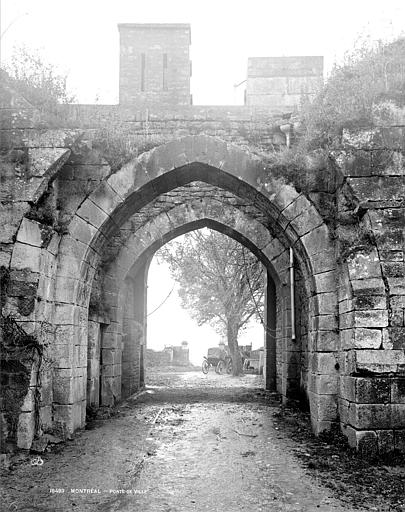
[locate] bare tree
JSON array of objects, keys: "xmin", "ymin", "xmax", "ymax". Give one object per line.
[{"xmin": 158, "ymin": 229, "xmax": 265, "ymax": 375}]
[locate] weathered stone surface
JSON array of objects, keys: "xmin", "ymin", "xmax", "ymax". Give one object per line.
[
  {"xmin": 347, "ymin": 250, "xmax": 381, "ymax": 280},
  {"xmin": 347, "ymin": 349, "xmax": 405, "ymax": 374},
  {"xmin": 16, "ymin": 412, "xmax": 35, "ymax": 449},
  {"xmin": 10, "ymin": 242, "xmax": 42, "ymax": 272},
  {"xmin": 2, "ymin": 97, "xmax": 404, "ymax": 456},
  {"xmin": 341, "ymin": 327, "xmax": 382, "ymax": 349}
]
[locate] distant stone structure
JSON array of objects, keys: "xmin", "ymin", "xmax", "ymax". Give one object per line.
[
  {"xmin": 146, "ymin": 343, "xmax": 190, "ymax": 367},
  {"xmin": 0, "ymin": 25, "xmax": 404, "ymax": 457},
  {"xmin": 246, "ymin": 56, "xmax": 323, "ymax": 108},
  {"xmin": 118, "ymin": 23, "xmax": 192, "ymax": 106}
]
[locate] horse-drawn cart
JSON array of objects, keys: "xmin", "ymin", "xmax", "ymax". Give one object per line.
[{"xmin": 201, "ymin": 347, "xmax": 232, "ymax": 374}]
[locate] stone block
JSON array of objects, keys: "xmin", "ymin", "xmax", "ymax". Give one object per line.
[
  {"xmin": 74, "ymin": 345, "xmax": 87, "ymax": 367},
  {"xmin": 338, "ymin": 149, "xmax": 372, "ymax": 176},
  {"xmin": 394, "ymin": 430, "xmax": 405, "ymax": 452},
  {"xmin": 338, "ymin": 397, "xmax": 350, "ymax": 424},
  {"xmin": 68, "ymin": 215, "xmax": 97, "ymax": 246},
  {"xmin": 10, "ymin": 242, "xmax": 42, "ymax": 272},
  {"xmin": 53, "ymin": 277, "xmax": 79, "ymax": 303},
  {"xmin": 354, "ymin": 310, "xmax": 388, "ymax": 328},
  {"xmin": 383, "ymin": 261, "xmax": 405, "ymax": 278},
  {"xmin": 348, "ymin": 403, "xmax": 391, "ymax": 429},
  {"xmin": 53, "ymin": 344, "xmax": 74, "ymax": 368},
  {"xmin": 341, "ymin": 424, "xmax": 378, "ymax": 455},
  {"xmin": 55, "ymin": 324, "xmax": 75, "ymax": 345},
  {"xmin": 107, "ymin": 161, "xmax": 136, "ymax": 198},
  {"xmin": 309, "ymin": 330, "xmax": 339, "ymax": 351},
  {"xmin": 392, "ymin": 404, "xmax": 405, "ymax": 428},
  {"xmin": 39, "ymin": 406, "xmax": 52, "ymax": 430},
  {"xmin": 310, "ymin": 353, "xmax": 338, "ymax": 374},
  {"xmin": 311, "ymin": 314, "xmax": 338, "ymax": 331},
  {"xmin": 20, "ymin": 388, "xmax": 36, "ymax": 412},
  {"xmin": 391, "ymin": 378, "xmax": 405, "ymax": 404},
  {"xmin": 53, "ymin": 404, "xmax": 79, "ymax": 433},
  {"xmin": 341, "ymin": 328, "xmax": 382, "ymax": 349},
  {"xmin": 387, "ymin": 277, "xmax": 405, "ymax": 295},
  {"xmin": 17, "ymin": 412, "xmax": 35, "ymax": 449},
  {"xmin": 347, "ymin": 250, "xmax": 381, "ymax": 280},
  {"xmin": 355, "ymin": 377, "xmax": 391, "ymax": 404},
  {"xmin": 101, "ymin": 331, "xmax": 121, "ymax": 349},
  {"xmin": 76, "ymin": 198, "xmax": 109, "ymax": 230},
  {"xmin": 351, "ymin": 278, "xmax": 385, "ymax": 295},
  {"xmin": 73, "ymin": 375, "xmax": 85, "ymax": 402},
  {"xmin": 54, "ymin": 303, "xmax": 77, "ymax": 326},
  {"xmin": 310, "ymin": 249, "xmax": 336, "ymax": 274},
  {"xmin": 87, "ymin": 377, "xmax": 99, "ymax": 408},
  {"xmin": 347, "ymin": 349, "xmax": 405, "ymax": 374},
  {"xmin": 377, "ymin": 430, "xmax": 394, "ymax": 453},
  {"xmin": 101, "ymin": 364, "xmax": 115, "ymax": 377},
  {"xmin": 354, "ymin": 429, "xmax": 378, "ymax": 457},
  {"xmin": 16, "ymin": 218, "xmax": 43, "ymax": 247},
  {"xmin": 391, "ymin": 308, "xmax": 404, "ymax": 327},
  {"xmin": 90, "ymin": 181, "xmax": 122, "ymax": 217},
  {"xmin": 301, "ymin": 224, "xmax": 331, "ymax": 257},
  {"xmin": 28, "ymin": 148, "xmax": 70, "ymax": 178},
  {"xmin": 316, "ymin": 292, "xmax": 338, "ymax": 315},
  {"xmin": 53, "ymin": 377, "xmax": 74, "ymax": 404},
  {"xmin": 314, "ymin": 271, "xmax": 336, "ymax": 293},
  {"xmin": 354, "ymin": 294, "xmax": 386, "ymax": 310},
  {"xmin": 309, "ymin": 392, "xmax": 338, "ymax": 422},
  {"xmin": 310, "ymin": 374, "xmax": 338, "ymax": 395},
  {"xmin": 347, "ymin": 176, "xmax": 404, "ymax": 203},
  {"xmin": 339, "ymin": 376, "xmax": 356, "ymax": 402},
  {"xmin": 389, "ymin": 327, "xmax": 405, "ymax": 349},
  {"xmin": 290, "ymin": 207, "xmax": 324, "ymax": 237},
  {"xmin": 100, "ymin": 377, "xmax": 115, "ymax": 406}
]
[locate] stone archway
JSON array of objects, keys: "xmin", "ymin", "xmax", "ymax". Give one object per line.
[
  {"xmin": 6, "ymin": 135, "xmax": 341, "ymax": 448},
  {"xmin": 47, "ymin": 135, "xmax": 338, "ymax": 437}
]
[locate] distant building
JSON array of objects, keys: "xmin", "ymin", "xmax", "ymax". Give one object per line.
[
  {"xmin": 146, "ymin": 342, "xmax": 190, "ymax": 367},
  {"xmin": 118, "ymin": 23, "xmax": 192, "ymax": 106}
]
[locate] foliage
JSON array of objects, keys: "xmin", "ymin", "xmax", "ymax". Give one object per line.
[
  {"xmin": 298, "ymin": 36, "xmax": 405, "ymax": 150},
  {"xmin": 157, "ymin": 229, "xmax": 265, "ymax": 375},
  {"xmin": 92, "ymin": 124, "xmax": 171, "ymax": 172},
  {"xmin": 4, "ymin": 46, "xmax": 76, "ymax": 112}
]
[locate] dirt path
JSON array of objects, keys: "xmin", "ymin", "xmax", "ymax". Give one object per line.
[{"xmin": 1, "ymin": 371, "xmax": 402, "ymax": 511}]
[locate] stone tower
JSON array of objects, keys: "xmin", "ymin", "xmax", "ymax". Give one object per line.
[
  {"xmin": 246, "ymin": 56, "xmax": 323, "ymax": 109},
  {"xmin": 118, "ymin": 23, "xmax": 192, "ymax": 106}
]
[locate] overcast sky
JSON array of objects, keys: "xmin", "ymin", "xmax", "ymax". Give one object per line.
[
  {"xmin": 1, "ymin": 1, "xmax": 404, "ymax": 364},
  {"xmin": 1, "ymin": 0, "xmax": 404, "ymax": 104}
]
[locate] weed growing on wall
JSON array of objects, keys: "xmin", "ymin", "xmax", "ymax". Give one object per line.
[
  {"xmin": 299, "ymin": 37, "xmax": 405, "ymax": 150},
  {"xmin": 92, "ymin": 123, "xmax": 172, "ymax": 172},
  {"xmin": 2, "ymin": 46, "xmax": 76, "ymax": 114}
]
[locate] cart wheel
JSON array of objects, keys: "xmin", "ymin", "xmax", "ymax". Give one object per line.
[
  {"xmin": 202, "ymin": 360, "xmax": 209, "ymax": 374},
  {"xmin": 216, "ymin": 360, "xmax": 225, "ymax": 374},
  {"xmin": 226, "ymin": 359, "xmax": 233, "ymax": 374}
]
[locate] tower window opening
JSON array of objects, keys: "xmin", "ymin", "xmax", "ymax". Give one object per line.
[
  {"xmin": 163, "ymin": 53, "xmax": 168, "ymax": 91},
  {"xmin": 141, "ymin": 53, "xmax": 146, "ymax": 91}
]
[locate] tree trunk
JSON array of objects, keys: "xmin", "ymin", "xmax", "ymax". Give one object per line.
[{"xmin": 227, "ymin": 321, "xmax": 243, "ymax": 376}]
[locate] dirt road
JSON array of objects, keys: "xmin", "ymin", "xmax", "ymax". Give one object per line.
[{"xmin": 1, "ymin": 371, "xmax": 404, "ymax": 511}]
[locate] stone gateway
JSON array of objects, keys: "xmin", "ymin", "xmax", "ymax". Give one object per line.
[{"xmin": 0, "ymin": 24, "xmax": 404, "ymax": 457}]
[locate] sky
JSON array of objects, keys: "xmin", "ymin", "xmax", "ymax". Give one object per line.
[
  {"xmin": 1, "ymin": 0, "xmax": 404, "ymax": 364},
  {"xmin": 1, "ymin": 0, "xmax": 404, "ymax": 104}
]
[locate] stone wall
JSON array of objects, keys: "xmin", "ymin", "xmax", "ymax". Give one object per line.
[
  {"xmin": 335, "ymin": 128, "xmax": 405, "ymax": 454},
  {"xmin": 246, "ymin": 56, "xmax": 323, "ymax": 108},
  {"xmin": 0, "ymin": 81, "xmax": 404, "ymax": 455}
]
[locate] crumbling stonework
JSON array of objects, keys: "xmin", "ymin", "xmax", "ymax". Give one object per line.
[{"xmin": 0, "ymin": 79, "xmax": 404, "ymax": 456}]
